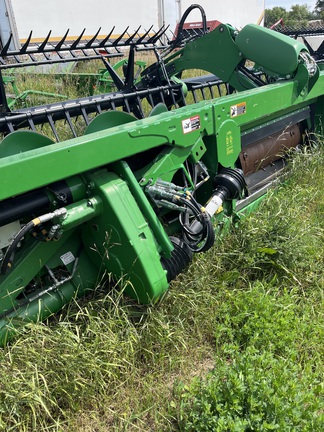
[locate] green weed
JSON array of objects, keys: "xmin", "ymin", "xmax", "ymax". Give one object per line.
[{"xmin": 175, "ymin": 347, "xmax": 324, "ymax": 431}]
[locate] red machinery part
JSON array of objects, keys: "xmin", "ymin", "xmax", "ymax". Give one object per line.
[{"xmin": 172, "ymin": 20, "xmax": 221, "ymax": 40}]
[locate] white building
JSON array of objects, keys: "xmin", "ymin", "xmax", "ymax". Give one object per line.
[{"xmin": 0, "ymin": 0, "xmax": 265, "ymax": 48}]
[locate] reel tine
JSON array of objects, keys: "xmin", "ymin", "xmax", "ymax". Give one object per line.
[
  {"xmin": 98, "ymin": 26, "xmax": 115, "ymax": 47},
  {"xmin": 124, "ymin": 45, "xmax": 135, "ymax": 86},
  {"xmin": 37, "ymin": 31, "xmax": 52, "ymax": 52},
  {"xmin": 113, "ymin": 27, "xmax": 129, "ymax": 45},
  {"xmin": 84, "ymin": 28, "xmax": 102, "ymax": 48},
  {"xmin": 101, "ymin": 57, "xmax": 125, "ymax": 90},
  {"xmin": 124, "ymin": 26, "xmax": 141, "ymax": 44},
  {"xmin": 54, "ymin": 29, "xmax": 70, "ymax": 51},
  {"xmin": 147, "ymin": 25, "xmax": 169, "ymax": 44},
  {"xmin": 71, "ymin": 29, "xmax": 86, "ymax": 49},
  {"xmin": 20, "ymin": 31, "xmax": 33, "ymax": 54},
  {"xmin": 0, "ymin": 34, "xmax": 13, "ymax": 57},
  {"xmin": 136, "ymin": 26, "xmax": 153, "ymax": 44},
  {"xmin": 156, "ymin": 25, "xmax": 170, "ymax": 42}
]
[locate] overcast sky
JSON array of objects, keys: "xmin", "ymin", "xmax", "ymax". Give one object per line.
[{"xmin": 265, "ymin": 0, "xmax": 317, "ymax": 10}]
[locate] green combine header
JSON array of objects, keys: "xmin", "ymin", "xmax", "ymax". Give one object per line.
[{"xmin": 0, "ymin": 5, "xmax": 322, "ymax": 344}]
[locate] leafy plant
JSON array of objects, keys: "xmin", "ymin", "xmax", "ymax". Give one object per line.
[{"xmin": 175, "ymin": 347, "xmax": 324, "ymax": 431}]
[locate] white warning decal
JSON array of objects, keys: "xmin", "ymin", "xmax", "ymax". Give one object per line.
[
  {"xmin": 60, "ymin": 251, "xmax": 75, "ymax": 266},
  {"xmin": 230, "ymin": 102, "xmax": 246, "ymax": 118},
  {"xmin": 182, "ymin": 115, "xmax": 201, "ymax": 134}
]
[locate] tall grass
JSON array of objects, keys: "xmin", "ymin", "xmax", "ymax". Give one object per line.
[
  {"xmin": 174, "ymin": 144, "xmax": 324, "ymax": 431},
  {"xmin": 0, "ymin": 142, "xmax": 322, "ymax": 431}
]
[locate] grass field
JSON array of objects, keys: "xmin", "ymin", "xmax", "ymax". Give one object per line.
[
  {"xmin": 0, "ymin": 65, "xmax": 323, "ymax": 431},
  {"xmin": 0, "ymin": 140, "xmax": 322, "ymax": 431}
]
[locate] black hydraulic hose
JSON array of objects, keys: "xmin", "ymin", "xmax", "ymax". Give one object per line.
[
  {"xmin": 178, "ymin": 195, "xmax": 215, "ymax": 253},
  {"xmin": 1, "ymin": 220, "xmax": 35, "ymax": 275},
  {"xmin": 182, "ymin": 214, "xmax": 215, "ymax": 253},
  {"xmin": 0, "ymin": 208, "xmax": 67, "ymax": 275},
  {"xmin": 171, "ymin": 4, "xmax": 207, "ymax": 47}
]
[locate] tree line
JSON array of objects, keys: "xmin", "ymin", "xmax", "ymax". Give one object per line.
[{"xmin": 265, "ymin": 1, "xmax": 324, "ymax": 27}]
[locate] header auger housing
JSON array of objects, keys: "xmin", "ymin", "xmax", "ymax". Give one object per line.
[{"xmin": 0, "ymin": 5, "xmax": 323, "ymax": 345}]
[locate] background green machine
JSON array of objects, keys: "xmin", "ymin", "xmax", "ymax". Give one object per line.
[{"xmin": 0, "ymin": 5, "xmax": 322, "ymax": 344}]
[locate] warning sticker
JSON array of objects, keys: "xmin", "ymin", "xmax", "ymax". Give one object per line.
[
  {"xmin": 230, "ymin": 102, "xmax": 246, "ymax": 118},
  {"xmin": 60, "ymin": 251, "xmax": 75, "ymax": 266},
  {"xmin": 182, "ymin": 115, "xmax": 200, "ymax": 134}
]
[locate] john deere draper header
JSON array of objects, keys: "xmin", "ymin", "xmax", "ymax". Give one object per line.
[{"xmin": 0, "ymin": 5, "xmax": 322, "ymax": 344}]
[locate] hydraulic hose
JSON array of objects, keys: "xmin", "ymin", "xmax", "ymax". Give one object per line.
[
  {"xmin": 179, "ymin": 195, "xmax": 215, "ymax": 252},
  {"xmin": 1, "ymin": 208, "xmax": 67, "ymax": 275},
  {"xmin": 172, "ymin": 4, "xmax": 207, "ymax": 47},
  {"xmin": 1, "ymin": 220, "xmax": 35, "ymax": 275}
]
